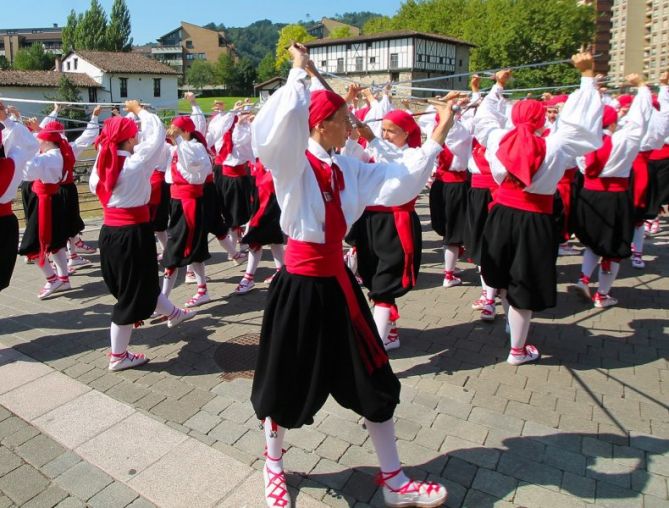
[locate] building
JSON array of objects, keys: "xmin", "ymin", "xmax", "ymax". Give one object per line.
[
  {"xmin": 60, "ymin": 50, "xmax": 179, "ymax": 110},
  {"xmin": 579, "ymin": 0, "xmax": 613, "ymax": 76},
  {"xmin": 254, "ymin": 76, "xmax": 286, "ymax": 101},
  {"xmin": 307, "ymin": 18, "xmax": 361, "ymax": 39},
  {"xmin": 150, "ymin": 21, "xmax": 236, "ymax": 78},
  {"xmin": 0, "ymin": 25, "xmax": 63, "ymax": 65},
  {"xmin": 304, "ymin": 30, "xmax": 475, "ymax": 97},
  {"xmin": 0, "ymin": 70, "xmax": 101, "ymax": 116}
]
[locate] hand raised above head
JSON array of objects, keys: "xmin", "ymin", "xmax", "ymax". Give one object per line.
[
  {"xmin": 124, "ymin": 100, "xmax": 141, "ymax": 114},
  {"xmin": 625, "ymin": 73, "xmax": 645, "ymax": 87},
  {"xmin": 289, "ymin": 43, "xmax": 309, "ymax": 69},
  {"xmin": 572, "ymin": 51, "xmax": 594, "ymax": 76},
  {"xmin": 495, "ymin": 70, "xmax": 512, "ymax": 87}
]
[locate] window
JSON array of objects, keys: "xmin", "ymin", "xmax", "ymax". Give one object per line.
[
  {"xmin": 186, "ymin": 40, "xmax": 193, "ymax": 49},
  {"xmin": 74, "ymin": 58, "xmax": 78, "ymax": 70},
  {"xmin": 66, "ymin": 61, "xmax": 70, "ymax": 71},
  {"xmin": 390, "ymin": 53, "xmax": 399, "ymax": 69},
  {"xmin": 119, "ymin": 77, "xmax": 128, "ymax": 98},
  {"xmin": 369, "ymin": 56, "xmax": 376, "ymax": 64},
  {"xmin": 459, "ymin": 59, "xmax": 463, "ymax": 66},
  {"xmin": 88, "ymin": 88, "xmax": 97, "ymax": 102},
  {"xmin": 390, "ymin": 72, "xmax": 399, "ymax": 82},
  {"xmin": 321, "ymin": 60, "xmax": 327, "ymax": 67},
  {"xmin": 153, "ymin": 78, "xmax": 161, "ymax": 97},
  {"xmin": 336, "ymin": 58, "xmax": 344, "ymax": 73},
  {"xmin": 355, "ymin": 56, "xmax": 363, "ymax": 72}
]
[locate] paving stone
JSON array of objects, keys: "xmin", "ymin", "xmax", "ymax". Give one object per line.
[
  {"xmin": 200, "ymin": 395, "xmax": 234, "ymax": 416},
  {"xmin": 469, "ymin": 407, "xmax": 524, "ymax": 434},
  {"xmin": 543, "ymin": 445, "xmax": 587, "ymax": 475},
  {"xmin": 0, "ymin": 464, "xmax": 50, "ymax": 505},
  {"xmin": 87, "ymin": 481, "xmax": 139, "ymax": 508},
  {"xmin": 471, "ymin": 467, "xmax": 517, "ymax": 500},
  {"xmin": 582, "ymin": 436, "xmax": 613, "ymax": 458},
  {"xmin": 643, "ymin": 495, "xmax": 669, "ymax": 508},
  {"xmin": 631, "ymin": 469, "xmax": 668, "ymax": 498},
  {"xmin": 105, "ymin": 381, "xmax": 151, "ymax": 405},
  {"xmin": 315, "ymin": 436, "xmax": 350, "ymax": 462},
  {"xmin": 55, "ymin": 496, "xmax": 86, "ymax": 508},
  {"xmin": 0, "ymin": 416, "xmax": 30, "ymax": 441},
  {"xmin": 309, "ymin": 458, "xmax": 354, "ymax": 491},
  {"xmin": 150, "ymin": 397, "xmax": 201, "ymax": 424},
  {"xmin": 595, "ymin": 480, "xmax": 643, "ymax": 508},
  {"xmin": 497, "ymin": 452, "xmax": 563, "ymax": 491},
  {"xmin": 443, "ymin": 456, "xmax": 478, "ymax": 488},
  {"xmin": 414, "ymin": 426, "xmax": 447, "ymax": 452},
  {"xmin": 22, "ymin": 485, "xmax": 68, "ymax": 508},
  {"xmin": 441, "ymin": 436, "xmax": 500, "ymax": 470},
  {"xmin": 41, "ymin": 451, "xmax": 82, "ymax": 479},
  {"xmin": 208, "ymin": 419, "xmax": 248, "ymax": 445},
  {"xmin": 1, "ymin": 424, "xmax": 39, "ymax": 447},
  {"xmin": 561, "ymin": 471, "xmax": 596, "ymax": 502},
  {"xmin": 0, "ymin": 446, "xmax": 23, "ymax": 476},
  {"xmin": 125, "ymin": 497, "xmax": 157, "ymax": 508},
  {"xmin": 318, "ymin": 416, "xmax": 367, "ymax": 446},
  {"xmin": 54, "ymin": 461, "xmax": 113, "ymax": 501},
  {"xmin": 183, "ymin": 411, "xmax": 221, "ymax": 434},
  {"xmin": 514, "ymin": 482, "xmax": 586, "ymax": 508},
  {"xmin": 284, "ymin": 426, "xmax": 327, "ymax": 452},
  {"xmin": 647, "ymin": 455, "xmax": 669, "ymax": 477},
  {"xmin": 461, "ymin": 488, "xmax": 513, "ymax": 507},
  {"xmin": 0, "ymin": 495, "xmax": 12, "ymax": 508}
]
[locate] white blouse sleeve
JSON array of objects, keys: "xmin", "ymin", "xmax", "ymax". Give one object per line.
[
  {"xmin": 123, "ymin": 109, "xmax": 166, "ymax": 176},
  {"xmin": 473, "ymin": 84, "xmax": 507, "ymax": 147},
  {"xmin": 24, "ymin": 150, "xmax": 63, "ymax": 183},
  {"xmin": 0, "ymin": 118, "xmax": 39, "ymax": 172},
  {"xmin": 341, "ymin": 138, "xmax": 371, "ymax": 163},
  {"xmin": 174, "ymin": 137, "xmax": 212, "ymax": 183},
  {"xmin": 367, "ymin": 94, "xmax": 394, "ymax": 139},
  {"xmin": 190, "ymin": 105, "xmax": 207, "ymax": 135},
  {"xmin": 70, "ymin": 114, "xmax": 100, "ymax": 159}
]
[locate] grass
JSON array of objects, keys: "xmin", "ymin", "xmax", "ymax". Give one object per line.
[{"xmin": 176, "ymin": 96, "xmax": 255, "ymax": 113}]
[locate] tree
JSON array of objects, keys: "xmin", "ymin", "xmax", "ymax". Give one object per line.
[
  {"xmin": 231, "ymin": 57, "xmax": 257, "ymax": 94},
  {"xmin": 0, "ymin": 56, "xmax": 10, "ymax": 70},
  {"xmin": 257, "ymin": 53, "xmax": 277, "ymax": 82},
  {"xmin": 107, "ymin": 0, "xmax": 133, "ymax": 51},
  {"xmin": 62, "ymin": 9, "xmax": 80, "ymax": 52},
  {"xmin": 12, "ymin": 43, "xmax": 55, "ymax": 71},
  {"xmin": 75, "ymin": 0, "xmax": 110, "ymax": 51},
  {"xmin": 275, "ymin": 24, "xmax": 315, "ymax": 71},
  {"xmin": 329, "ymin": 26, "xmax": 352, "ymax": 39},
  {"xmin": 215, "ymin": 53, "xmax": 237, "ymax": 86},
  {"xmin": 47, "ymin": 77, "xmax": 86, "ymax": 140},
  {"xmin": 186, "ymin": 60, "xmax": 215, "ymax": 90}
]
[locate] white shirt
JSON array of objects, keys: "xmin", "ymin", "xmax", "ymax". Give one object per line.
[
  {"xmin": 166, "ymin": 137, "xmax": 212, "ymax": 184},
  {"xmin": 224, "ymin": 120, "xmax": 254, "ymax": 166},
  {"xmin": 640, "ymin": 85, "xmax": 669, "ymax": 152},
  {"xmin": 89, "ymin": 109, "xmax": 165, "ymax": 208},
  {"xmin": 206, "ymin": 111, "xmax": 235, "ymax": 154},
  {"xmin": 41, "ymin": 111, "xmax": 100, "ymax": 159},
  {"xmin": 252, "ymin": 67, "xmax": 442, "ymax": 244},
  {"xmin": 474, "ymin": 78, "xmax": 603, "ymax": 194},
  {"xmin": 0, "ymin": 119, "xmax": 39, "ymax": 204}
]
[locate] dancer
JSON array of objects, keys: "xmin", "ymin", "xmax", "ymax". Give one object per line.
[
  {"xmin": 90, "ymin": 101, "xmax": 196, "ymax": 371},
  {"xmin": 475, "ymin": 51, "xmax": 603, "ymax": 365},
  {"xmin": 251, "ymin": 43, "xmax": 452, "ymax": 508}
]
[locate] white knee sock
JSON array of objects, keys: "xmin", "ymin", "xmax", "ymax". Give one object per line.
[
  {"xmin": 499, "ymin": 289, "xmax": 510, "ymax": 316},
  {"xmin": 162, "ymin": 268, "xmax": 178, "ymax": 298},
  {"xmin": 246, "ymin": 248, "xmax": 262, "ymax": 276},
  {"xmin": 270, "ymin": 244, "xmax": 284, "ymax": 268},
  {"xmin": 444, "ymin": 245, "xmax": 458, "ymax": 273},
  {"xmin": 581, "ymin": 248, "xmax": 599, "ymax": 279},
  {"xmin": 373, "ymin": 305, "xmax": 392, "ymax": 342},
  {"xmin": 229, "ymin": 229, "xmax": 239, "ymax": 246},
  {"xmin": 508, "ymin": 306, "xmax": 532, "ymax": 350},
  {"xmin": 110, "ymin": 322, "xmax": 132, "ymax": 355},
  {"xmin": 190, "ymin": 262, "xmax": 206, "ymax": 288},
  {"xmin": 598, "ymin": 261, "xmax": 620, "ymax": 295},
  {"xmin": 154, "ymin": 292, "xmax": 180, "ymax": 317},
  {"xmin": 67, "ymin": 238, "xmax": 75, "ymax": 257},
  {"xmin": 479, "ymin": 272, "xmax": 496, "ymax": 301},
  {"xmin": 264, "ymin": 417, "xmax": 286, "ymax": 473},
  {"xmin": 218, "ymin": 235, "xmax": 237, "ymax": 257},
  {"xmin": 365, "ymin": 418, "xmax": 409, "ymax": 489},
  {"xmin": 38, "ymin": 259, "xmax": 56, "ymax": 280},
  {"xmin": 632, "ymin": 225, "xmax": 645, "ymax": 254},
  {"xmin": 51, "ymin": 249, "xmax": 69, "ymax": 279},
  {"xmin": 155, "ymin": 231, "xmax": 168, "ymax": 252}
]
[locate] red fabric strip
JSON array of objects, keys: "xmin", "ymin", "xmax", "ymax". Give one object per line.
[
  {"xmin": 0, "ymin": 202, "xmax": 13, "ymax": 216},
  {"xmin": 471, "ymin": 172, "xmax": 497, "ymax": 190},
  {"xmin": 434, "ymin": 169, "xmax": 468, "ymax": 183},
  {"xmin": 222, "ymin": 164, "xmax": 249, "ymax": 177},
  {"xmin": 649, "ymin": 143, "xmax": 669, "ymax": 161},
  {"xmin": 249, "ymin": 160, "xmax": 274, "ymax": 229},
  {"xmin": 494, "ymin": 185, "xmax": 553, "ymax": 214},
  {"xmin": 103, "ymin": 206, "xmax": 150, "ymax": 226},
  {"xmin": 583, "ymin": 177, "xmax": 629, "ymax": 192},
  {"xmin": 631, "ymin": 151, "xmax": 651, "ymax": 210},
  {"xmin": 0, "ymin": 158, "xmax": 16, "ymax": 197},
  {"xmin": 32, "ymin": 180, "xmax": 60, "ymax": 266}
]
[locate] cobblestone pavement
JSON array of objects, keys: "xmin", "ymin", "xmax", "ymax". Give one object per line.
[{"xmin": 0, "ymin": 199, "xmax": 667, "ymax": 507}]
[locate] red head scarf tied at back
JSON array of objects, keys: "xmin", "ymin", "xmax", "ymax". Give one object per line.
[
  {"xmin": 617, "ymin": 94, "xmax": 633, "ymax": 109},
  {"xmin": 384, "ymin": 110, "xmax": 421, "ymax": 148},
  {"xmin": 309, "ymin": 90, "xmax": 347, "ymax": 130},
  {"xmin": 37, "ymin": 121, "xmax": 75, "ymax": 181},
  {"xmin": 95, "ymin": 116, "xmax": 139, "ymax": 206},
  {"xmin": 496, "ymin": 99, "xmax": 547, "ymax": 188},
  {"xmin": 171, "ymin": 115, "xmax": 208, "ymax": 148},
  {"xmin": 602, "ymin": 105, "xmax": 618, "ymax": 129}
]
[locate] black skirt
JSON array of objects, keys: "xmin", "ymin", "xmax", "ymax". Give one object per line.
[
  {"xmin": 59, "ymin": 183, "xmax": 85, "ymax": 239},
  {"xmin": 481, "ymin": 204, "xmax": 557, "ymax": 312},
  {"xmin": 151, "ymin": 181, "xmax": 170, "ymax": 232},
  {"xmin": 214, "ymin": 166, "xmax": 253, "ymax": 228},
  {"xmin": 250, "ymin": 267, "xmax": 401, "ymax": 429},
  {"xmin": 18, "ymin": 186, "xmax": 68, "ymax": 256},
  {"xmin": 162, "ymin": 198, "xmax": 211, "ymax": 268},
  {"xmin": 202, "ymin": 179, "xmax": 228, "ymax": 238},
  {"xmin": 352, "ymin": 210, "xmax": 422, "ymax": 304},
  {"xmin": 645, "ymin": 158, "xmax": 669, "ymax": 216},
  {"xmin": 464, "ymin": 187, "xmax": 493, "ymax": 266},
  {"xmin": 429, "ymin": 180, "xmax": 468, "ymax": 245},
  {"xmin": 20, "ymin": 180, "xmax": 34, "ymax": 214},
  {"xmin": 241, "ymin": 193, "xmax": 284, "ymax": 247},
  {"xmin": 0, "ymin": 214, "xmax": 19, "ymax": 292},
  {"xmin": 99, "ymin": 223, "xmax": 161, "ymax": 325},
  {"xmin": 574, "ymin": 189, "xmax": 633, "ymax": 259}
]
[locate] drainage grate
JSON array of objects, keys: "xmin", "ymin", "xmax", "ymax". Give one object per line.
[{"xmin": 213, "ymin": 333, "xmax": 260, "ymax": 381}]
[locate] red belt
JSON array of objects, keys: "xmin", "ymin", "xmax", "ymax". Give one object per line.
[
  {"xmin": 149, "ymin": 170, "xmax": 165, "ymax": 206},
  {"xmin": 222, "ymin": 164, "xmax": 248, "ymax": 177},
  {"xmin": 434, "ymin": 169, "xmax": 468, "ymax": 183},
  {"xmin": 103, "ymin": 205, "xmax": 150, "ymax": 226},
  {"xmin": 365, "ymin": 201, "xmax": 417, "ymax": 288},
  {"xmin": 632, "ymin": 151, "xmax": 651, "ymax": 210},
  {"xmin": 471, "ymin": 172, "xmax": 497, "ymax": 190},
  {"xmin": 32, "ymin": 180, "xmax": 60, "ymax": 266},
  {"xmin": 171, "ymin": 183, "xmax": 204, "ymax": 257},
  {"xmin": 649, "ymin": 144, "xmax": 669, "ymax": 161},
  {"xmin": 583, "ymin": 177, "xmax": 629, "ymax": 192},
  {"xmin": 0, "ymin": 202, "xmax": 13, "ymax": 217},
  {"xmin": 285, "ymin": 237, "xmax": 388, "ymax": 374},
  {"xmin": 494, "ymin": 186, "xmax": 553, "ymax": 214}
]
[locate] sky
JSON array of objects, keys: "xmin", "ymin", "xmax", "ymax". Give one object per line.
[{"xmin": 3, "ymin": 0, "xmax": 405, "ymax": 45}]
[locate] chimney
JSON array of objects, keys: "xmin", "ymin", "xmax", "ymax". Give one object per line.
[
  {"xmin": 55, "ymin": 57, "xmax": 62, "ymax": 72},
  {"xmin": 53, "ymin": 23, "xmax": 58, "ymax": 28}
]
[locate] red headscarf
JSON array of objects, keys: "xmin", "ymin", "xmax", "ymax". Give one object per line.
[
  {"xmin": 617, "ymin": 95, "xmax": 633, "ymax": 109},
  {"xmin": 309, "ymin": 90, "xmax": 346, "ymax": 130},
  {"xmin": 37, "ymin": 121, "xmax": 75, "ymax": 182},
  {"xmin": 94, "ymin": 117, "xmax": 139, "ymax": 206},
  {"xmin": 602, "ymin": 105, "xmax": 618, "ymax": 129},
  {"xmin": 383, "ymin": 110, "xmax": 421, "ymax": 148},
  {"xmin": 496, "ymin": 100, "xmax": 547, "ymax": 188},
  {"xmin": 171, "ymin": 115, "xmax": 208, "ymax": 148}
]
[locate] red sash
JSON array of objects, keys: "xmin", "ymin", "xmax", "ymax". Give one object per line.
[
  {"xmin": 32, "ymin": 180, "xmax": 60, "ymax": 266},
  {"xmin": 494, "ymin": 182, "xmax": 553, "ymax": 214},
  {"xmin": 288, "ymin": 150, "xmax": 387, "ymax": 374},
  {"xmin": 585, "ymin": 134, "xmax": 613, "ymax": 178},
  {"xmin": 632, "ymin": 151, "xmax": 651, "ymax": 210},
  {"xmin": 471, "ymin": 138, "xmax": 492, "ymax": 175},
  {"xmin": 170, "ymin": 154, "xmax": 203, "ymax": 258},
  {"xmin": 583, "ymin": 177, "xmax": 629, "ymax": 192},
  {"xmin": 248, "ymin": 160, "xmax": 275, "ymax": 229},
  {"xmin": 149, "ymin": 170, "xmax": 165, "ymax": 207},
  {"xmin": 471, "ymin": 172, "xmax": 497, "ymax": 190},
  {"xmin": 103, "ymin": 205, "xmax": 150, "ymax": 226},
  {"xmin": 0, "ymin": 202, "xmax": 13, "ymax": 217},
  {"xmin": 215, "ymin": 115, "xmax": 239, "ymax": 165},
  {"xmin": 0, "ymin": 158, "xmax": 16, "ymax": 199},
  {"xmin": 435, "ymin": 169, "xmax": 468, "ymax": 183},
  {"xmin": 649, "ymin": 143, "xmax": 669, "ymax": 161},
  {"xmin": 222, "ymin": 164, "xmax": 248, "ymax": 177}
]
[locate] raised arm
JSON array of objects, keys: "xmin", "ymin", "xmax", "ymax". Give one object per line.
[
  {"xmin": 70, "ymin": 106, "xmax": 101, "ymax": 158},
  {"xmin": 184, "ymin": 93, "xmax": 207, "ymax": 134},
  {"xmin": 39, "ymin": 104, "xmax": 59, "ymax": 129},
  {"xmin": 473, "ymin": 70, "xmax": 510, "ymax": 147},
  {"xmin": 124, "ymin": 102, "xmax": 166, "ymax": 175},
  {"xmin": 0, "ymin": 114, "xmax": 39, "ymax": 172}
]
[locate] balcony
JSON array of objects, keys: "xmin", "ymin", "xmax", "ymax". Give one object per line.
[{"xmin": 152, "ymin": 45, "xmax": 182, "ymax": 54}]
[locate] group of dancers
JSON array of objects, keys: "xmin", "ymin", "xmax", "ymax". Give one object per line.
[{"xmin": 0, "ymin": 43, "xmax": 667, "ymax": 507}]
